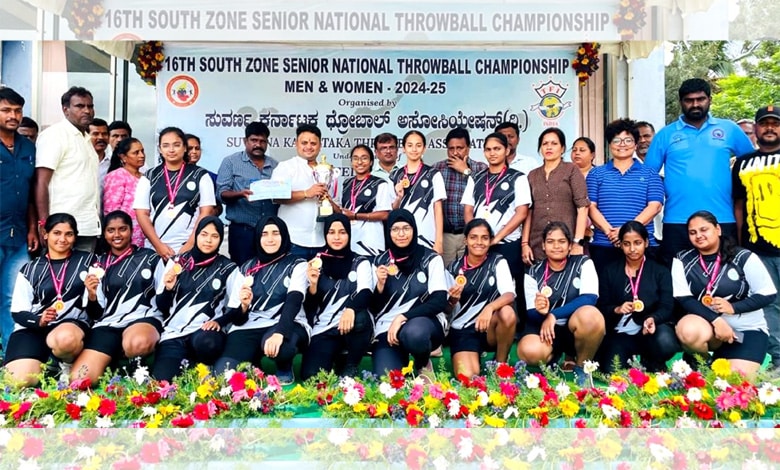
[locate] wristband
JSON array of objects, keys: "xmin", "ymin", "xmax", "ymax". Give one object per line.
[{"xmin": 521, "ymin": 241, "xmax": 529, "ymax": 246}]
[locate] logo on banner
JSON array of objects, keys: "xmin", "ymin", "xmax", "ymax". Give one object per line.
[
  {"xmin": 530, "ymin": 80, "xmax": 572, "ymax": 121},
  {"xmin": 166, "ymin": 75, "xmax": 199, "ymax": 108}
]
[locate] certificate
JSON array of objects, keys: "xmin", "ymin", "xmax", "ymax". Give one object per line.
[{"xmin": 248, "ymin": 180, "xmax": 292, "ymax": 201}]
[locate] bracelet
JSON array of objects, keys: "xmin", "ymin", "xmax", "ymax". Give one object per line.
[
  {"xmin": 521, "ymin": 241, "xmax": 529, "ymax": 246},
  {"xmin": 303, "ymin": 190, "xmax": 309, "ymax": 199}
]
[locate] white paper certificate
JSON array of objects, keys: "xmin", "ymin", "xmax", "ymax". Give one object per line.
[{"xmin": 248, "ymin": 180, "xmax": 292, "ymax": 201}]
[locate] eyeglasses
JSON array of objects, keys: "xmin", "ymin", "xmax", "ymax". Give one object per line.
[
  {"xmin": 610, "ymin": 137, "xmax": 635, "ymax": 146},
  {"xmin": 377, "ymin": 145, "xmax": 397, "ymax": 153},
  {"xmin": 390, "ymin": 226, "xmax": 413, "ymax": 234},
  {"xmin": 351, "ymin": 156, "xmax": 371, "ymax": 162}
]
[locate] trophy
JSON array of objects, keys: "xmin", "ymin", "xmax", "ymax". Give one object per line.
[{"xmin": 313, "ymin": 154, "xmax": 338, "ymax": 221}]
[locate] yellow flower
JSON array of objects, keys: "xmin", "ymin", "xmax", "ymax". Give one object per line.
[
  {"xmin": 367, "ymin": 441, "xmax": 383, "ymax": 458},
  {"xmin": 489, "ymin": 392, "xmax": 508, "ymax": 408},
  {"xmin": 197, "ymin": 381, "xmax": 215, "ymax": 399},
  {"xmin": 375, "ymin": 402, "xmax": 389, "ymax": 417},
  {"xmin": 86, "ymin": 394, "xmax": 101, "ymax": 412},
  {"xmin": 95, "ymin": 443, "xmax": 123, "ymax": 457},
  {"xmin": 6, "ymin": 433, "xmax": 24, "ymax": 452},
  {"xmin": 158, "ymin": 404, "xmax": 178, "ymax": 417},
  {"xmin": 245, "ymin": 379, "xmax": 257, "ymax": 391},
  {"xmin": 327, "ymin": 403, "xmax": 344, "ymax": 411},
  {"xmin": 83, "ymin": 455, "xmax": 104, "ymax": 470},
  {"xmin": 729, "ymin": 410, "xmax": 741, "ymax": 423},
  {"xmin": 711, "ymin": 358, "xmax": 731, "ymax": 378},
  {"xmin": 649, "ymin": 408, "xmax": 666, "ymax": 419},
  {"xmin": 402, "ymin": 360, "xmax": 414, "ymax": 375},
  {"xmin": 643, "ymin": 380, "xmax": 660, "ymax": 395},
  {"xmin": 502, "ymin": 458, "xmax": 531, "ymax": 470},
  {"xmin": 468, "ymin": 399, "xmax": 481, "ymax": 414},
  {"xmin": 147, "ymin": 413, "xmax": 162, "ymax": 428},
  {"xmin": 620, "ymin": 0, "xmax": 630, "ymax": 6},
  {"xmin": 340, "ymin": 442, "xmax": 356, "ymax": 454},
  {"xmin": 661, "ymin": 432, "xmax": 677, "ymax": 451},
  {"xmin": 577, "ymin": 47, "xmax": 586, "ymax": 55},
  {"xmin": 510, "ymin": 430, "xmax": 533, "ymax": 446},
  {"xmin": 755, "ymin": 403, "xmax": 766, "ymax": 416},
  {"xmin": 597, "ymin": 438, "xmax": 622, "ymax": 459},
  {"xmin": 610, "ymin": 395, "xmax": 625, "ymax": 411},
  {"xmin": 195, "ymin": 363, "xmax": 210, "ymax": 380},
  {"xmin": 484, "ymin": 415, "xmax": 507, "ymax": 428},
  {"xmin": 289, "ymin": 384, "xmax": 306, "ymax": 395},
  {"xmin": 428, "ymin": 432, "xmax": 449, "ymax": 450},
  {"xmin": 559, "ymin": 400, "xmax": 580, "ymax": 418},
  {"xmin": 710, "ymin": 447, "xmax": 729, "ymax": 461},
  {"xmin": 582, "ymin": 58, "xmax": 589, "ymax": 65},
  {"xmin": 423, "ymin": 395, "xmax": 440, "ymax": 410},
  {"xmin": 353, "ymin": 403, "xmax": 367, "ymax": 413}
]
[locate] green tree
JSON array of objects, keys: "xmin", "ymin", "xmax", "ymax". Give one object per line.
[{"xmin": 711, "ymin": 42, "xmax": 780, "ymax": 120}]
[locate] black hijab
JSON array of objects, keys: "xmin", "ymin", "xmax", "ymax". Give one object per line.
[
  {"xmin": 190, "ymin": 216, "xmax": 224, "ymax": 265},
  {"xmin": 254, "ymin": 215, "xmax": 292, "ymax": 263},
  {"xmin": 321, "ymin": 213, "xmax": 354, "ymax": 279},
  {"xmin": 385, "ymin": 209, "xmax": 423, "ymax": 274}
]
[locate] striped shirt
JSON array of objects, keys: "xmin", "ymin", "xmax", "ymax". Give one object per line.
[
  {"xmin": 432, "ymin": 158, "xmax": 487, "ymax": 233},
  {"xmin": 216, "ymin": 151, "xmax": 279, "ymax": 227}
]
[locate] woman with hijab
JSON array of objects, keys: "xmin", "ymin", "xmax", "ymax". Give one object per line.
[
  {"xmin": 215, "ymin": 216, "xmax": 310, "ymax": 385},
  {"xmin": 151, "ymin": 216, "xmax": 237, "ymax": 381},
  {"xmin": 300, "ymin": 214, "xmax": 375, "ymax": 379},
  {"xmin": 4, "ymin": 213, "xmax": 96, "ymax": 387},
  {"xmin": 72, "ymin": 211, "xmax": 164, "ymax": 384},
  {"xmin": 370, "ymin": 209, "xmax": 448, "ymax": 376}
]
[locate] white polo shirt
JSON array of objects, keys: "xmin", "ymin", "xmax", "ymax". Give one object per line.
[{"xmin": 36, "ymin": 119, "xmax": 101, "ymax": 236}]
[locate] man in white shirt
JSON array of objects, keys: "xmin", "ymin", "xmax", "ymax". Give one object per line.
[
  {"xmin": 495, "ymin": 122, "xmax": 541, "ymax": 176},
  {"xmin": 34, "ymin": 86, "xmax": 101, "ymax": 252},
  {"xmin": 271, "ymin": 124, "xmax": 331, "ymax": 259}
]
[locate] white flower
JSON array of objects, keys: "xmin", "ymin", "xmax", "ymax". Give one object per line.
[
  {"xmin": 756, "ymin": 428, "xmax": 776, "ymax": 441},
  {"xmin": 606, "ymin": 386, "xmax": 618, "ymax": 395},
  {"xmin": 482, "ymin": 455, "xmax": 499, "ymax": 469},
  {"xmin": 714, "ymin": 378, "xmax": 731, "ymax": 391},
  {"xmin": 447, "ymin": 399, "xmax": 461, "ymax": 417},
  {"xmin": 601, "ymin": 404, "xmax": 620, "ymax": 420},
  {"xmin": 742, "ymin": 455, "xmax": 769, "ymax": 470},
  {"xmin": 76, "ymin": 393, "xmax": 90, "ymax": 408},
  {"xmin": 495, "ymin": 429, "xmax": 510, "ymax": 446},
  {"xmin": 675, "ymin": 416, "xmax": 699, "ymax": 428},
  {"xmin": 686, "ymin": 387, "xmax": 702, "ymax": 402},
  {"xmin": 142, "ymin": 406, "xmax": 157, "ymax": 417},
  {"xmin": 223, "ymin": 368, "xmax": 235, "ymax": 381},
  {"xmin": 527, "ymin": 445, "xmax": 546, "ymax": 462},
  {"xmin": 555, "ymin": 382, "xmax": 571, "ymax": 400},
  {"xmin": 457, "ymin": 437, "xmax": 474, "ymax": 459},
  {"xmin": 432, "ymin": 456, "xmax": 449, "ymax": 470},
  {"xmin": 343, "ymin": 388, "xmax": 361, "ymax": 406},
  {"xmin": 412, "ymin": 377, "xmax": 425, "ymax": 386},
  {"xmin": 40, "ymin": 414, "xmax": 55, "ymax": 429},
  {"xmin": 525, "ymin": 375, "xmax": 540, "ymax": 389},
  {"xmin": 477, "ymin": 391, "xmax": 489, "ymax": 406},
  {"xmin": 338, "ymin": 376, "xmax": 356, "ymax": 389},
  {"xmin": 758, "ymin": 383, "xmax": 780, "ymax": 405},
  {"xmin": 503, "ymin": 406, "xmax": 519, "ymax": 419},
  {"xmin": 133, "ymin": 366, "xmax": 150, "ymax": 385},
  {"xmin": 466, "ymin": 414, "xmax": 482, "ymax": 428},
  {"xmin": 378, "ymin": 428, "xmax": 393, "ymax": 436},
  {"xmin": 655, "ymin": 373, "xmax": 671, "ymax": 388},
  {"xmin": 649, "ymin": 443, "xmax": 674, "ymax": 462},
  {"xmin": 671, "ymin": 359, "xmax": 692, "ymax": 378},
  {"xmin": 0, "ymin": 415, "xmax": 5, "ymax": 428},
  {"xmin": 189, "ymin": 392, "xmax": 198, "ymax": 405},
  {"xmin": 583, "ymin": 360, "xmax": 599, "ymax": 375},
  {"xmin": 76, "ymin": 446, "xmax": 96, "ymax": 460},
  {"xmin": 17, "ymin": 458, "xmax": 40, "ymax": 470},
  {"xmin": 219, "ymin": 386, "xmax": 232, "ymax": 397},
  {"xmin": 428, "ymin": 414, "xmax": 441, "ymax": 428},
  {"xmin": 248, "ymin": 397, "xmax": 263, "ymax": 411},
  {"xmin": 95, "ymin": 416, "xmax": 113, "ymax": 428},
  {"xmin": 327, "ymin": 428, "xmax": 351, "ymax": 446},
  {"xmin": 379, "ymin": 382, "xmax": 397, "ymax": 399},
  {"xmin": 209, "ymin": 435, "xmax": 226, "ymax": 452},
  {"xmin": 0, "ymin": 429, "xmax": 11, "ymax": 447}
]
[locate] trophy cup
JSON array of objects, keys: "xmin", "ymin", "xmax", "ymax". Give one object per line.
[{"xmin": 313, "ymin": 154, "xmax": 338, "ymax": 221}]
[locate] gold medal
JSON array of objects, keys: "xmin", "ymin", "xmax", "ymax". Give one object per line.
[
  {"xmin": 540, "ymin": 285, "xmax": 553, "ymax": 297},
  {"xmin": 243, "ymin": 275, "xmax": 254, "ymax": 287},
  {"xmin": 401, "ymin": 177, "xmax": 410, "ymax": 188},
  {"xmin": 387, "ymin": 263, "xmax": 399, "ymax": 276},
  {"xmin": 54, "ymin": 299, "xmax": 65, "ymax": 312},
  {"xmin": 480, "ymin": 208, "xmax": 491, "ymax": 219},
  {"xmin": 455, "ymin": 274, "xmax": 467, "ymax": 286},
  {"xmin": 633, "ymin": 299, "xmax": 645, "ymax": 312},
  {"xmin": 172, "ymin": 263, "xmax": 183, "ymax": 275},
  {"xmin": 311, "ymin": 257, "xmax": 323, "ymax": 269},
  {"xmin": 88, "ymin": 265, "xmax": 105, "ymax": 279},
  {"xmin": 702, "ymin": 294, "xmax": 714, "ymax": 306}
]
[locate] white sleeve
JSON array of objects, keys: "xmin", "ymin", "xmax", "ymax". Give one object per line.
[
  {"xmin": 460, "ymin": 177, "xmax": 475, "ymax": 206},
  {"xmin": 271, "ymin": 161, "xmax": 290, "ymax": 182},
  {"xmin": 225, "ymin": 267, "xmax": 245, "ymax": 309},
  {"xmin": 133, "ymin": 176, "xmax": 152, "ymax": 211},
  {"xmin": 356, "ymin": 259, "xmax": 376, "ymax": 292},
  {"xmin": 376, "ymin": 181, "xmax": 395, "ymax": 211},
  {"xmin": 444, "ymin": 270, "xmax": 456, "ymax": 290},
  {"xmin": 155, "ymin": 259, "xmax": 175, "ymax": 295},
  {"xmin": 34, "ymin": 127, "xmax": 62, "ymax": 170},
  {"xmin": 671, "ymin": 258, "xmax": 693, "ymax": 297},
  {"xmin": 513, "ymin": 174, "xmax": 533, "ymax": 208},
  {"xmin": 288, "ymin": 261, "xmax": 309, "ymax": 294},
  {"xmin": 427, "ymin": 255, "xmax": 448, "ymax": 294},
  {"xmin": 579, "ymin": 259, "xmax": 599, "ymax": 297},
  {"xmin": 523, "ymin": 273, "xmax": 538, "ymax": 309},
  {"xmin": 432, "ymin": 172, "xmax": 447, "ymax": 202},
  {"xmin": 495, "ymin": 258, "xmax": 516, "ymax": 296},
  {"xmin": 198, "ymin": 173, "xmax": 217, "ymax": 207},
  {"xmin": 10, "ymin": 272, "xmax": 34, "ymax": 314},
  {"xmin": 744, "ymin": 253, "xmax": 778, "ymax": 297}
]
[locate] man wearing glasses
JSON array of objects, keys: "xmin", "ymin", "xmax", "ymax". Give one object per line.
[{"xmin": 371, "ymin": 133, "xmax": 401, "ymax": 180}]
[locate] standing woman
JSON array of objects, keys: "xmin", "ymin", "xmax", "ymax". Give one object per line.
[
  {"xmin": 445, "ymin": 219, "xmax": 516, "ymax": 378},
  {"xmin": 389, "ymin": 131, "xmax": 446, "ymax": 254},
  {"xmin": 300, "ymin": 214, "xmax": 375, "ymax": 380},
  {"xmin": 571, "ymin": 137, "xmax": 596, "ymax": 178},
  {"xmin": 72, "ymin": 211, "xmax": 164, "ymax": 383},
  {"xmin": 674, "ymin": 211, "xmax": 776, "ymax": 377},
  {"xmin": 151, "ymin": 216, "xmax": 237, "ymax": 381},
  {"xmin": 521, "ymin": 128, "xmax": 590, "ymax": 264},
  {"xmin": 215, "ymin": 216, "xmax": 310, "ymax": 384},
  {"xmin": 134, "ymin": 127, "xmax": 217, "ymax": 262},
  {"xmin": 103, "ymin": 138, "xmax": 146, "ymax": 248},
  {"xmin": 336, "ymin": 144, "xmax": 394, "ymax": 259},
  {"xmin": 596, "ymin": 221, "xmax": 679, "ymax": 373},
  {"xmin": 371, "ymin": 209, "xmax": 448, "ymax": 376},
  {"xmin": 4, "ymin": 214, "xmax": 96, "ymax": 386}
]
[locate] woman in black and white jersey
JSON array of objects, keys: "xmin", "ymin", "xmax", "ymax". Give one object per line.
[
  {"xmin": 71, "ymin": 211, "xmax": 164, "ymax": 383},
  {"xmin": 151, "ymin": 216, "xmax": 237, "ymax": 381},
  {"xmin": 371, "ymin": 209, "xmax": 448, "ymax": 376},
  {"xmin": 300, "ymin": 214, "xmax": 374, "ymax": 379},
  {"xmin": 445, "ymin": 219, "xmax": 516, "ymax": 378},
  {"xmin": 4, "ymin": 213, "xmax": 96, "ymax": 386},
  {"xmin": 215, "ymin": 215, "xmax": 310, "ymax": 385},
  {"xmin": 674, "ymin": 210, "xmax": 776, "ymax": 377}
]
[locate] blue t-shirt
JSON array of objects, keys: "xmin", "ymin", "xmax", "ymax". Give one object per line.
[{"xmin": 644, "ymin": 115, "xmax": 754, "ymax": 224}]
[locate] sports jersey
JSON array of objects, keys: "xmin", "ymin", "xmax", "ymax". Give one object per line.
[
  {"xmin": 340, "ymin": 175, "xmax": 394, "ymax": 256},
  {"xmin": 461, "ymin": 167, "xmax": 532, "ymax": 243},
  {"xmin": 389, "ymin": 164, "xmax": 446, "ymax": 249},
  {"xmin": 445, "ymin": 252, "xmax": 514, "ymax": 329},
  {"xmin": 307, "ymin": 257, "xmax": 374, "ymax": 336}
]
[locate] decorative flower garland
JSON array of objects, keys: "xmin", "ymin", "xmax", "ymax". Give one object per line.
[
  {"xmin": 571, "ymin": 42, "xmax": 600, "ymax": 86},
  {"xmin": 64, "ymin": 0, "xmax": 105, "ymax": 40},
  {"xmin": 613, "ymin": 0, "xmax": 648, "ymax": 40},
  {"xmin": 133, "ymin": 41, "xmax": 165, "ymax": 87}
]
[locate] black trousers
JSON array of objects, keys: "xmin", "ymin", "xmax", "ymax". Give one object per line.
[
  {"xmin": 372, "ymin": 316, "xmax": 444, "ymax": 376},
  {"xmin": 300, "ymin": 310, "xmax": 373, "ymax": 380},
  {"xmin": 214, "ymin": 323, "xmax": 307, "ymax": 373},
  {"xmin": 492, "ymin": 239, "xmax": 526, "ymax": 330},
  {"xmin": 597, "ymin": 322, "xmax": 680, "ymax": 373},
  {"xmin": 152, "ymin": 330, "xmax": 226, "ymax": 381}
]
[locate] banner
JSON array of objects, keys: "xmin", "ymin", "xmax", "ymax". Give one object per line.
[{"xmin": 156, "ymin": 44, "xmax": 578, "ymax": 175}]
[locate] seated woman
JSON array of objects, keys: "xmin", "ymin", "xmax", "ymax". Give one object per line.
[
  {"xmin": 4, "ymin": 214, "xmax": 96, "ymax": 387},
  {"xmin": 370, "ymin": 209, "xmax": 448, "ymax": 376},
  {"xmin": 215, "ymin": 216, "xmax": 310, "ymax": 385},
  {"xmin": 72, "ymin": 211, "xmax": 164, "ymax": 383},
  {"xmin": 300, "ymin": 214, "xmax": 375, "ymax": 380},
  {"xmin": 596, "ymin": 221, "xmax": 679, "ymax": 373},
  {"xmin": 674, "ymin": 210, "xmax": 776, "ymax": 377},
  {"xmin": 151, "ymin": 216, "xmax": 237, "ymax": 381},
  {"xmin": 516, "ymin": 221, "xmax": 604, "ymax": 385},
  {"xmin": 445, "ymin": 219, "xmax": 516, "ymax": 378}
]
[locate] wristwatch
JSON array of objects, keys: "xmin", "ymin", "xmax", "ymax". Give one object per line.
[
  {"xmin": 573, "ymin": 237, "xmax": 585, "ymax": 246},
  {"xmin": 463, "ymin": 168, "xmax": 472, "ymax": 176}
]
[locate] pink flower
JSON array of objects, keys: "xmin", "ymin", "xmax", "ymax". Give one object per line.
[
  {"xmin": 232, "ymin": 389, "xmax": 249, "ymax": 403},
  {"xmin": 266, "ymin": 375, "xmax": 282, "ymax": 393},
  {"xmin": 610, "ymin": 379, "xmax": 629, "ymax": 394},
  {"xmin": 228, "ymin": 372, "xmax": 247, "ymax": 392},
  {"xmin": 628, "ymin": 368, "xmax": 650, "ymax": 387},
  {"xmin": 428, "ymin": 383, "xmax": 445, "ymax": 399},
  {"xmin": 500, "ymin": 382, "xmax": 519, "ymax": 401},
  {"xmin": 409, "ymin": 384, "xmax": 424, "ymax": 402}
]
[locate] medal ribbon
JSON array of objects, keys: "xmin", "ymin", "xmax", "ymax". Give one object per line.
[
  {"xmin": 627, "ymin": 256, "xmax": 646, "ymax": 301},
  {"xmin": 163, "ymin": 165, "xmax": 186, "ymax": 208},
  {"xmin": 246, "ymin": 254, "xmax": 285, "ymax": 276},
  {"xmin": 483, "ymin": 166, "xmax": 507, "ymax": 209},
  {"xmin": 542, "ymin": 258, "xmax": 566, "ymax": 288},
  {"xmin": 182, "ymin": 254, "xmax": 219, "ymax": 271},
  {"xmin": 46, "ymin": 255, "xmax": 70, "ymax": 302},
  {"xmin": 402, "ymin": 164, "xmax": 423, "ymax": 188},
  {"xmin": 461, "ymin": 254, "xmax": 487, "ymax": 275},
  {"xmin": 104, "ymin": 247, "xmax": 134, "ymax": 270},
  {"xmin": 387, "ymin": 250, "xmax": 409, "ymax": 266},
  {"xmin": 698, "ymin": 254, "xmax": 721, "ymax": 294},
  {"xmin": 318, "ymin": 250, "xmax": 344, "ymax": 259},
  {"xmin": 349, "ymin": 177, "xmax": 369, "ymax": 211}
]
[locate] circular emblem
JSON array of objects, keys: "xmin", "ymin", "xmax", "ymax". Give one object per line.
[
  {"xmin": 572, "ymin": 277, "xmax": 581, "ymax": 289},
  {"xmin": 141, "ymin": 269, "xmax": 152, "ymax": 279},
  {"xmin": 500, "ymin": 182, "xmax": 510, "ymax": 191},
  {"xmin": 79, "ymin": 271, "xmax": 87, "ymax": 281},
  {"xmin": 417, "ymin": 272, "xmax": 427, "ymax": 284},
  {"xmin": 539, "ymin": 94, "xmax": 563, "ymax": 119},
  {"xmin": 166, "ymin": 75, "xmax": 199, "ymax": 108},
  {"xmin": 212, "ymin": 279, "xmax": 222, "ymax": 290},
  {"xmin": 728, "ymin": 268, "xmax": 739, "ymax": 281},
  {"xmin": 348, "ymin": 271, "xmax": 357, "ymax": 282},
  {"xmin": 284, "ymin": 276, "xmax": 290, "ymax": 288},
  {"xmin": 488, "ymin": 276, "xmax": 495, "ymax": 287},
  {"xmin": 186, "ymin": 181, "xmax": 197, "ymax": 191},
  {"xmin": 712, "ymin": 129, "xmax": 725, "ymax": 139},
  {"xmin": 421, "ymin": 180, "xmax": 430, "ymax": 189},
  {"xmin": 364, "ymin": 189, "xmax": 373, "ymax": 197}
]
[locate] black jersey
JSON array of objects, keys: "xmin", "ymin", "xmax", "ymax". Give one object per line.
[{"xmin": 94, "ymin": 247, "xmax": 163, "ymax": 328}]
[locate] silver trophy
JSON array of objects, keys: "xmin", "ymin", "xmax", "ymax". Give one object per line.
[{"xmin": 313, "ymin": 154, "xmax": 338, "ymax": 221}]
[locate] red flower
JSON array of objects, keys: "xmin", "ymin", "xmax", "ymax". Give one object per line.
[
  {"xmin": 140, "ymin": 442, "xmax": 160, "ymax": 464},
  {"xmin": 628, "ymin": 368, "xmax": 650, "ymax": 387},
  {"xmin": 0, "ymin": 400, "xmax": 9, "ymax": 412},
  {"xmin": 193, "ymin": 403, "xmax": 211, "ymax": 420},
  {"xmin": 406, "ymin": 446, "xmax": 427, "ymax": 470},
  {"xmin": 575, "ymin": 419, "xmax": 587, "ymax": 428},
  {"xmin": 145, "ymin": 392, "xmax": 161, "ymax": 405},
  {"xmin": 65, "ymin": 403, "xmax": 81, "ymax": 420},
  {"xmin": 12, "ymin": 401, "xmax": 31, "ymax": 420},
  {"xmin": 388, "ymin": 370, "xmax": 405, "ymax": 389},
  {"xmin": 98, "ymin": 398, "xmax": 117, "ymax": 417},
  {"xmin": 212, "ymin": 399, "xmax": 229, "ymax": 411},
  {"xmin": 34, "ymin": 389, "xmax": 49, "ymax": 399},
  {"xmin": 171, "ymin": 413, "xmax": 195, "ymax": 428},
  {"xmin": 684, "ymin": 371, "xmax": 706, "ymax": 389},
  {"xmin": 499, "ymin": 382, "xmax": 519, "ymax": 401},
  {"xmin": 539, "ymin": 412, "xmax": 549, "ymax": 427},
  {"xmin": 692, "ymin": 402, "xmax": 714, "ymax": 420},
  {"xmin": 22, "ymin": 437, "xmax": 45, "ymax": 458},
  {"xmin": 112, "ymin": 456, "xmax": 142, "ymax": 470},
  {"xmin": 496, "ymin": 363, "xmax": 515, "ymax": 380},
  {"xmin": 130, "ymin": 394, "xmax": 145, "ymax": 407},
  {"xmin": 228, "ymin": 372, "xmax": 247, "ymax": 392},
  {"xmin": 405, "ymin": 407, "xmax": 423, "ymax": 427},
  {"xmin": 70, "ymin": 377, "xmax": 92, "ymax": 391},
  {"xmin": 620, "ymin": 410, "xmax": 633, "ymax": 427},
  {"xmin": 456, "ymin": 373, "xmax": 471, "ymax": 387}
]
